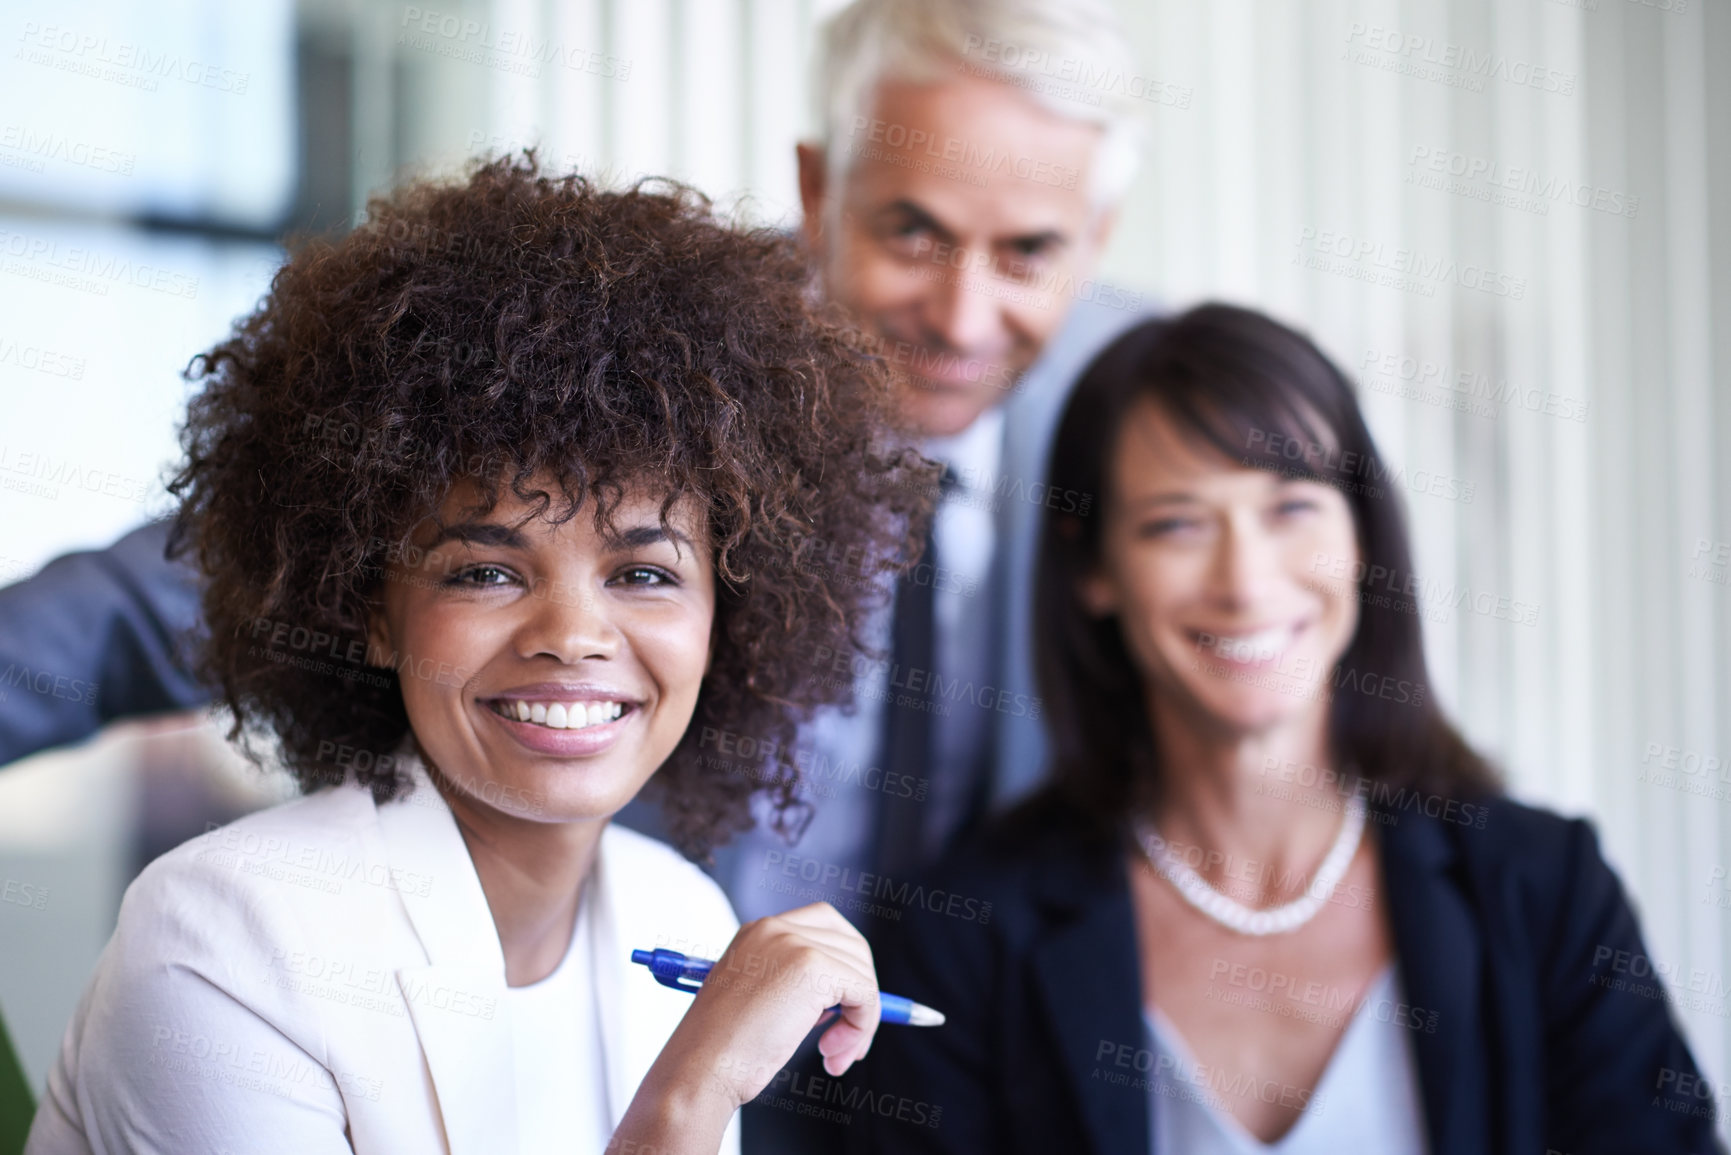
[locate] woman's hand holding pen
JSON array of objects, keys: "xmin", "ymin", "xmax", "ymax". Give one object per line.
[
  {"xmin": 612, "ymin": 902, "xmax": 880, "ymax": 1153},
  {"xmin": 693, "ymin": 902, "xmax": 882, "ymax": 1085}
]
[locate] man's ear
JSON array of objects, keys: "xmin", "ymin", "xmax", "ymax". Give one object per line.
[
  {"xmin": 1088, "ymin": 203, "xmax": 1121, "ymax": 256},
  {"xmin": 795, "ymin": 142, "xmax": 828, "ymax": 255}
]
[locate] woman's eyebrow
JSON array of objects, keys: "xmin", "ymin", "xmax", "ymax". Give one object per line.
[
  {"xmin": 424, "ymin": 522, "xmax": 528, "ymax": 550},
  {"xmin": 1128, "ymin": 492, "xmax": 1200, "ymax": 508},
  {"xmin": 604, "ymin": 523, "xmax": 696, "ymax": 553}
]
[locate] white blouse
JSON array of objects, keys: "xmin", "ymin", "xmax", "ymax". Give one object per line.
[
  {"xmin": 1143, "ymin": 966, "xmax": 1429, "ymax": 1154},
  {"xmin": 504, "ymin": 879, "xmax": 614, "ymax": 1153}
]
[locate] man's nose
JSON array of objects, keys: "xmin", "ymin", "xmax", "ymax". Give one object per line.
[{"xmin": 924, "ymin": 255, "xmax": 1004, "ymax": 354}]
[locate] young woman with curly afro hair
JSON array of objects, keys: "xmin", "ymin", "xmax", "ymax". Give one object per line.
[{"xmin": 26, "ymin": 155, "xmax": 938, "ymax": 1155}]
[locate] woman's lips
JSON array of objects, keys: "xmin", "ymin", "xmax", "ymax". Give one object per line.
[{"xmin": 482, "ymin": 699, "xmax": 636, "ymax": 756}]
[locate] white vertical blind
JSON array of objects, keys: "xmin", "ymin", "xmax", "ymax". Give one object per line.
[
  {"xmin": 674, "ymin": 0, "xmax": 746, "ymax": 202},
  {"xmin": 609, "ymin": 0, "xmax": 674, "ymax": 180},
  {"xmin": 742, "ymin": 0, "xmax": 806, "ymax": 224},
  {"xmin": 488, "ymin": 0, "xmax": 543, "ymax": 152},
  {"xmin": 544, "ymin": 0, "xmax": 605, "ymax": 172}
]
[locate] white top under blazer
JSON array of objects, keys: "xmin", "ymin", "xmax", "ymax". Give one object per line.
[
  {"xmin": 25, "ymin": 748, "xmax": 743, "ymax": 1155},
  {"xmin": 503, "ymin": 873, "xmax": 615, "ymax": 1149},
  {"xmin": 1143, "ymin": 966, "xmax": 1428, "ymax": 1154}
]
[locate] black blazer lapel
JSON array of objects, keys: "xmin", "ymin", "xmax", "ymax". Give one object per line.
[
  {"xmin": 1028, "ymin": 848, "xmax": 1149, "ymax": 1155},
  {"xmin": 1377, "ymin": 809, "xmax": 1490, "ymax": 1155}
]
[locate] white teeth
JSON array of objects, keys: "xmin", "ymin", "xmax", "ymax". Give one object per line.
[
  {"xmin": 497, "ymin": 700, "xmax": 626, "ymax": 730},
  {"xmin": 1211, "ymin": 627, "xmax": 1290, "ymax": 664}
]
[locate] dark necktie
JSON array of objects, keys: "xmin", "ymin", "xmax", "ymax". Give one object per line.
[{"xmin": 871, "ymin": 466, "xmax": 956, "ymax": 889}]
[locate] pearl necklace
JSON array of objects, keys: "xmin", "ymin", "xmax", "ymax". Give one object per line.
[{"xmin": 1133, "ymin": 791, "xmax": 1367, "ymax": 936}]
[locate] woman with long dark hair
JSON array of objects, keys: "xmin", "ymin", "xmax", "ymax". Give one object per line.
[{"xmin": 858, "ymin": 303, "xmax": 1720, "ymax": 1154}]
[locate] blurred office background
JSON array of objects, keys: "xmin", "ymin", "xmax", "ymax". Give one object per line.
[{"xmin": 0, "ymin": 0, "xmax": 1727, "ymax": 1139}]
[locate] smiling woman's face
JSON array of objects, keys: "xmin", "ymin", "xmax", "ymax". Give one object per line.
[
  {"xmin": 1080, "ymin": 399, "xmax": 1363, "ymax": 739},
  {"xmin": 367, "ymin": 473, "xmax": 716, "ymax": 825}
]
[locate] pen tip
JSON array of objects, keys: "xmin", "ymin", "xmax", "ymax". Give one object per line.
[{"xmin": 907, "ymin": 1003, "xmax": 946, "ymax": 1028}]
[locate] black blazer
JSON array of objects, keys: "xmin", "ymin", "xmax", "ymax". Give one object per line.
[{"xmin": 853, "ymin": 791, "xmax": 1723, "ymax": 1155}]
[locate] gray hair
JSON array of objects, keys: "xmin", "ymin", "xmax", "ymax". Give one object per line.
[{"xmin": 810, "ymin": 0, "xmax": 1144, "ymax": 212}]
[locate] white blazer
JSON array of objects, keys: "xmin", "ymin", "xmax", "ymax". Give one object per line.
[{"xmin": 25, "ymin": 752, "xmax": 743, "ymax": 1155}]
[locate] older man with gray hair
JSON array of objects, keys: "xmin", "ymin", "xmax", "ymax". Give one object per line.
[
  {"xmin": 717, "ymin": 0, "xmax": 1154, "ymax": 1148},
  {"xmin": 717, "ymin": 0, "xmax": 1150, "ymax": 921}
]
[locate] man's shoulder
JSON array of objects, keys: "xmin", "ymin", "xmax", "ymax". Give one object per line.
[
  {"xmin": 1001, "ymin": 292, "xmax": 1160, "ymax": 459},
  {"xmin": 1015, "ymin": 293, "xmax": 1160, "ymax": 398}
]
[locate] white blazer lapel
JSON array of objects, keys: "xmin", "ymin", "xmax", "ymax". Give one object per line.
[
  {"xmin": 374, "ymin": 756, "xmax": 517, "ymax": 1155},
  {"xmin": 588, "ymin": 828, "xmax": 744, "ymax": 1154},
  {"xmin": 588, "ymin": 832, "xmax": 669, "ymax": 1128}
]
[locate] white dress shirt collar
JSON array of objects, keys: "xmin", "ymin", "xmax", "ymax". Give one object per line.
[{"xmin": 921, "ymin": 404, "xmax": 1007, "ymax": 492}]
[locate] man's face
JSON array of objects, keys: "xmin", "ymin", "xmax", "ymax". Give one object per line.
[{"xmin": 800, "ymin": 73, "xmax": 1116, "ymax": 438}]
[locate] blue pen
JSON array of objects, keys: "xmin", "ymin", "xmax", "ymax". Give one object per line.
[{"xmin": 630, "ymin": 948, "xmax": 946, "ymax": 1027}]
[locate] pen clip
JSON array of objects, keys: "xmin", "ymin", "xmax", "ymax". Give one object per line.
[
  {"xmin": 632, "ymin": 948, "xmax": 710, "ymax": 995},
  {"xmin": 655, "ymin": 968, "xmax": 704, "ymax": 994}
]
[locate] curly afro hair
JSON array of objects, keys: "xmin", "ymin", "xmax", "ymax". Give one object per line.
[{"xmin": 170, "ymin": 153, "xmax": 937, "ymax": 859}]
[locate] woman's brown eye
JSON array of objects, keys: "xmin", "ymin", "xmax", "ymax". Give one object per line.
[
  {"xmin": 614, "ymin": 566, "xmax": 675, "ymax": 587},
  {"xmin": 445, "ymin": 565, "xmax": 513, "ymax": 587}
]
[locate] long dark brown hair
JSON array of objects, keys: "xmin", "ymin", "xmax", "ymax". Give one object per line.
[{"xmin": 1033, "ymin": 303, "xmax": 1499, "ymax": 828}]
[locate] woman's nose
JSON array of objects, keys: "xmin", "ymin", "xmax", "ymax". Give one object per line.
[
  {"xmin": 1209, "ymin": 517, "xmax": 1280, "ymax": 608},
  {"xmin": 514, "ymin": 581, "xmax": 619, "ymax": 663}
]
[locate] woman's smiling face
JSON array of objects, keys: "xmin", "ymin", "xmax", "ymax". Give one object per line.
[
  {"xmin": 1080, "ymin": 398, "xmax": 1363, "ymax": 738},
  {"xmin": 367, "ymin": 472, "xmax": 716, "ymax": 825}
]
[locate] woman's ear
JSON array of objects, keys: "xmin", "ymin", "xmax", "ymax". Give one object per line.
[
  {"xmin": 1076, "ymin": 568, "xmax": 1119, "ymax": 618},
  {"xmin": 1059, "ymin": 517, "xmax": 1118, "ymax": 617},
  {"xmin": 365, "ymin": 600, "xmax": 394, "ymax": 667}
]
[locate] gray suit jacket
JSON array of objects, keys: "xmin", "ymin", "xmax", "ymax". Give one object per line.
[{"xmin": 989, "ymin": 293, "xmax": 1156, "ymax": 809}]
